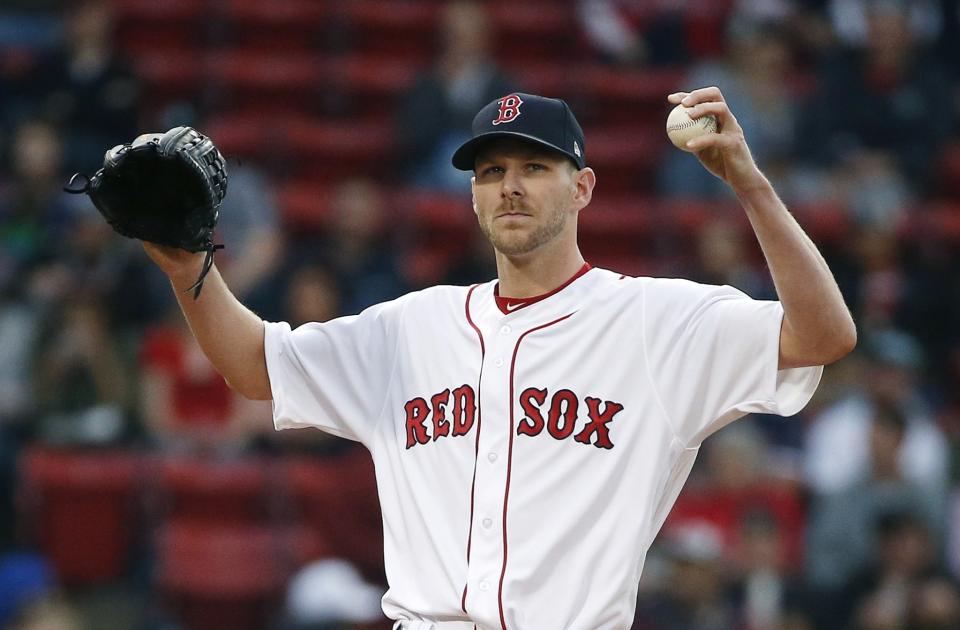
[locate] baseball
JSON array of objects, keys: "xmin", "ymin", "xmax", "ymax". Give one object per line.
[{"xmin": 666, "ymin": 104, "xmax": 718, "ymax": 151}]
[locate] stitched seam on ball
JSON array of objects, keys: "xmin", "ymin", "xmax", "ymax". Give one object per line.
[{"xmin": 667, "ymin": 119, "xmax": 714, "ymax": 131}]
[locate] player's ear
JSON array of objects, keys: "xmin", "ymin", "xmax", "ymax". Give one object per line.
[
  {"xmin": 471, "ymin": 176, "xmax": 478, "ymax": 216},
  {"xmin": 572, "ymin": 167, "xmax": 596, "ymax": 210}
]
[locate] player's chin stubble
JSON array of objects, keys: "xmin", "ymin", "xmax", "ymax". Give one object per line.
[{"xmin": 481, "ymin": 201, "xmax": 568, "ymax": 257}]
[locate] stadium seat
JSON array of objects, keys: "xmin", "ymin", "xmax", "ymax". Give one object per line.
[
  {"xmin": 280, "ymin": 448, "xmax": 384, "ymax": 582},
  {"xmin": 276, "ymin": 180, "xmax": 337, "ymax": 230},
  {"xmin": 337, "ymin": 0, "xmax": 441, "ymax": 61},
  {"xmin": 937, "ymin": 142, "xmax": 960, "ymax": 196},
  {"xmin": 113, "ymin": 0, "xmax": 208, "ymax": 55},
  {"xmin": 487, "ymin": 0, "xmax": 584, "ymax": 61},
  {"xmin": 583, "ymin": 126, "xmax": 664, "ymax": 193},
  {"xmin": 17, "ymin": 447, "xmax": 141, "ymax": 585},
  {"xmin": 151, "ymin": 455, "xmax": 271, "ymax": 526},
  {"xmin": 206, "ymin": 51, "xmax": 322, "ymax": 95},
  {"xmin": 282, "ymin": 118, "xmax": 396, "ymax": 182},
  {"xmin": 155, "ymin": 521, "xmax": 283, "ymax": 630}
]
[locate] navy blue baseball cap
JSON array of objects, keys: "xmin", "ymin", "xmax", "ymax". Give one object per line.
[{"xmin": 452, "ymin": 93, "xmax": 586, "ymax": 171}]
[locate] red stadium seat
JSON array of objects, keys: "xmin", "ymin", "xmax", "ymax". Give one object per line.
[
  {"xmin": 206, "ymin": 51, "xmax": 322, "ymax": 95},
  {"xmin": 276, "ymin": 180, "xmax": 337, "ymax": 230},
  {"xmin": 112, "ymin": 0, "xmax": 207, "ymax": 22},
  {"xmin": 338, "ymin": 0, "xmax": 441, "ymax": 61},
  {"xmin": 937, "ymin": 142, "xmax": 960, "ymax": 196},
  {"xmin": 220, "ymin": 0, "xmax": 328, "ymax": 29},
  {"xmin": 487, "ymin": 0, "xmax": 583, "ymax": 61},
  {"xmin": 280, "ymin": 448, "xmax": 384, "ymax": 582},
  {"xmin": 151, "ymin": 455, "xmax": 271, "ymax": 526},
  {"xmin": 583, "ymin": 126, "xmax": 664, "ymax": 193},
  {"xmin": 113, "ymin": 0, "xmax": 208, "ymax": 55},
  {"xmin": 282, "ymin": 118, "xmax": 396, "ymax": 182},
  {"xmin": 18, "ymin": 447, "xmax": 141, "ymax": 585},
  {"xmin": 155, "ymin": 521, "xmax": 284, "ymax": 630}
]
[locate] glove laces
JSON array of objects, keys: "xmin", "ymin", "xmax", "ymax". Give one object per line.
[{"xmin": 186, "ymin": 243, "xmax": 225, "ymax": 300}]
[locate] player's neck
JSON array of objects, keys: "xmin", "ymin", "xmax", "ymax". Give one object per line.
[{"xmin": 495, "ymin": 242, "xmax": 585, "ymax": 299}]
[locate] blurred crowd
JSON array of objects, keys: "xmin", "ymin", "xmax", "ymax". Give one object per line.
[{"xmin": 1, "ymin": 0, "xmax": 959, "ymax": 629}]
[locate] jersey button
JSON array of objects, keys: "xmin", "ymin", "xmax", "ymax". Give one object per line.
[
  {"xmin": 487, "ymin": 452, "xmax": 497, "ymax": 462},
  {"xmin": 500, "ymin": 325, "xmax": 511, "ymax": 334},
  {"xmin": 479, "ymin": 580, "xmax": 490, "ymax": 591},
  {"xmin": 482, "ymin": 518, "xmax": 493, "ymax": 529},
  {"xmin": 494, "ymin": 358, "xmax": 504, "ymax": 367}
]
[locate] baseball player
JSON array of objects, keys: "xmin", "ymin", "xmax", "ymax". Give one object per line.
[{"xmin": 143, "ymin": 88, "xmax": 856, "ymax": 629}]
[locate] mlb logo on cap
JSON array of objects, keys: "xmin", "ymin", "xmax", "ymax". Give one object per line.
[{"xmin": 452, "ymin": 93, "xmax": 587, "ymax": 171}]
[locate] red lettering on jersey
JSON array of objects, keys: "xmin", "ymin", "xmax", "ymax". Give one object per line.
[
  {"xmin": 431, "ymin": 389, "xmax": 451, "ymax": 441},
  {"xmin": 491, "ymin": 94, "xmax": 524, "ymax": 126},
  {"xmin": 451, "ymin": 384, "xmax": 476, "ymax": 436},
  {"xmin": 517, "ymin": 387, "xmax": 548, "ymax": 437},
  {"xmin": 574, "ymin": 397, "xmax": 623, "ymax": 449},
  {"xmin": 515, "ymin": 387, "xmax": 622, "ymax": 449},
  {"xmin": 547, "ymin": 389, "xmax": 578, "ymax": 439},
  {"xmin": 405, "ymin": 397, "xmax": 430, "ymax": 449}
]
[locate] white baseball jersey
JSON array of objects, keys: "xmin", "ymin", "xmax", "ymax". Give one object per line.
[{"xmin": 264, "ymin": 266, "xmax": 822, "ymax": 630}]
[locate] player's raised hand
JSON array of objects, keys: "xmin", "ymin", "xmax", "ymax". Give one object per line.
[
  {"xmin": 667, "ymin": 87, "xmax": 765, "ymax": 194},
  {"xmin": 142, "ymin": 241, "xmax": 207, "ymax": 288}
]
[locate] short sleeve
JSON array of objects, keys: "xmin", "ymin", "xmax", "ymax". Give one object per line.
[
  {"xmin": 263, "ymin": 297, "xmax": 405, "ymax": 445},
  {"xmin": 645, "ymin": 281, "xmax": 822, "ymax": 446}
]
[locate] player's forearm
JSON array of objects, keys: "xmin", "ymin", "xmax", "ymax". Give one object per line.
[
  {"xmin": 167, "ymin": 264, "xmax": 273, "ymax": 400},
  {"xmin": 736, "ymin": 176, "xmax": 857, "ymax": 365}
]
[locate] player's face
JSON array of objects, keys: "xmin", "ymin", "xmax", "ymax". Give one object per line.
[{"xmin": 472, "ymin": 139, "xmax": 588, "ymax": 257}]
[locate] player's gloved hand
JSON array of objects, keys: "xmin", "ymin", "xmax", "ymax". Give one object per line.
[
  {"xmin": 64, "ymin": 126, "xmax": 228, "ymax": 299},
  {"xmin": 667, "ymin": 87, "xmax": 767, "ymax": 194}
]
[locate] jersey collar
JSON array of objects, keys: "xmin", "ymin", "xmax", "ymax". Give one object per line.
[{"xmin": 493, "ymin": 262, "xmax": 592, "ymax": 315}]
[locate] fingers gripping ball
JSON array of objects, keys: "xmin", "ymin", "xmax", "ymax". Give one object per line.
[
  {"xmin": 666, "ymin": 104, "xmax": 718, "ymax": 152},
  {"xmin": 64, "ymin": 126, "xmax": 228, "ymax": 298}
]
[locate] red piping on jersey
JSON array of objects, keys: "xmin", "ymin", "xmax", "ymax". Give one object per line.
[
  {"xmin": 498, "ymin": 312, "xmax": 576, "ymax": 630},
  {"xmin": 461, "ymin": 284, "xmax": 485, "ymax": 614},
  {"xmin": 494, "ymin": 262, "xmax": 591, "ymax": 314}
]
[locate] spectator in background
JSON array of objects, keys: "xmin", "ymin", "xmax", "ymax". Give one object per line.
[
  {"xmin": 826, "ymin": 0, "xmax": 943, "ymax": 49},
  {"xmin": 395, "ymin": 1, "xmax": 517, "ymax": 192},
  {"xmin": 576, "ymin": 0, "xmax": 690, "ymax": 67},
  {"xmin": 798, "ymin": 0, "xmax": 952, "ymax": 194},
  {"xmin": 729, "ymin": 511, "xmax": 811, "ymax": 630},
  {"xmin": 212, "ymin": 167, "xmax": 284, "ymax": 302},
  {"xmin": 283, "ymin": 263, "xmax": 342, "ymax": 329},
  {"xmin": 140, "ymin": 309, "xmax": 264, "ymax": 454},
  {"xmin": 0, "ymin": 120, "xmax": 75, "ymax": 292},
  {"xmin": 692, "ymin": 217, "xmax": 773, "ymax": 299},
  {"xmin": 804, "ymin": 328, "xmax": 949, "ymax": 499},
  {"xmin": 806, "ymin": 405, "xmax": 945, "ymax": 594},
  {"xmin": 633, "ymin": 521, "xmax": 736, "ymax": 630},
  {"xmin": 0, "ymin": 552, "xmax": 55, "ymax": 630},
  {"xmin": 842, "ymin": 512, "xmax": 953, "ymax": 630},
  {"xmin": 319, "ymin": 178, "xmax": 407, "ymax": 314},
  {"xmin": 254, "ymin": 263, "xmax": 344, "ymax": 454},
  {"xmin": 282, "ymin": 558, "xmax": 386, "ymax": 630},
  {"xmin": 32, "ymin": 294, "xmax": 131, "ymax": 445},
  {"xmin": 7, "ymin": 596, "xmax": 83, "ymax": 630},
  {"xmin": 658, "ymin": 19, "xmax": 801, "ymax": 199},
  {"xmin": 28, "ymin": 0, "xmax": 138, "ymax": 175},
  {"xmin": 667, "ymin": 422, "xmax": 806, "ymax": 571}
]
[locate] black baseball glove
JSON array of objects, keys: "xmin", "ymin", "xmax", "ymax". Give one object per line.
[{"xmin": 65, "ymin": 126, "xmax": 228, "ymax": 298}]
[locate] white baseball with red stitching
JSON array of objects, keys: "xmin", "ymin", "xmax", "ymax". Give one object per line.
[{"xmin": 666, "ymin": 104, "xmax": 718, "ymax": 152}]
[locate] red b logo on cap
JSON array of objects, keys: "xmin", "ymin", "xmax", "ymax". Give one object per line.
[{"xmin": 492, "ymin": 94, "xmax": 523, "ymax": 125}]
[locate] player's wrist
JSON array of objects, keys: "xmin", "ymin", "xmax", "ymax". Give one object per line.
[
  {"xmin": 731, "ymin": 168, "xmax": 772, "ymax": 201},
  {"xmin": 166, "ymin": 254, "xmax": 210, "ymax": 291}
]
